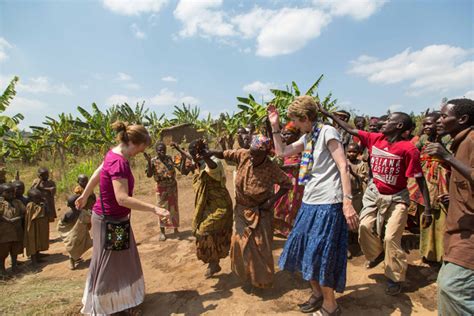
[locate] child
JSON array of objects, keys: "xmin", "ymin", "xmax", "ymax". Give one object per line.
[
  {"xmin": 0, "ymin": 183, "xmax": 25, "ymax": 275},
  {"xmin": 12, "ymin": 180, "xmax": 29, "ymax": 206},
  {"xmin": 57, "ymin": 195, "xmax": 92, "ymax": 270},
  {"xmin": 346, "ymin": 143, "xmax": 369, "ymax": 214},
  {"xmin": 31, "ymin": 168, "xmax": 57, "ymax": 222},
  {"xmin": 24, "ymin": 188, "xmax": 50, "ymax": 266},
  {"xmin": 73, "ymin": 174, "xmax": 96, "ymax": 211}
]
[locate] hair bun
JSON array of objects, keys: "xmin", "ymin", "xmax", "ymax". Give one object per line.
[{"xmin": 111, "ymin": 120, "xmax": 129, "ymax": 133}]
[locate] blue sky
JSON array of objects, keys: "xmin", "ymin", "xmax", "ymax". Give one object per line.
[{"xmin": 0, "ymin": 0, "xmax": 472, "ymax": 129}]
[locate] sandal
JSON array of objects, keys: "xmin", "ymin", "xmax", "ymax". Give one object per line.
[
  {"xmin": 299, "ymin": 294, "xmax": 323, "ymax": 313},
  {"xmin": 312, "ymin": 305, "xmax": 342, "ymax": 316}
]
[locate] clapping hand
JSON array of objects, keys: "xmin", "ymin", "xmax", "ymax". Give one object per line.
[
  {"xmin": 267, "ymin": 104, "xmax": 280, "ymax": 128},
  {"xmin": 424, "ymin": 143, "xmax": 450, "ymax": 161}
]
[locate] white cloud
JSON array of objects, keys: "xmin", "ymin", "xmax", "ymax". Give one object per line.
[
  {"xmin": 131, "ymin": 23, "xmax": 146, "ymax": 39},
  {"xmin": 174, "ymin": 0, "xmax": 235, "ymax": 38},
  {"xmin": 105, "ymin": 89, "xmax": 199, "ymax": 108},
  {"xmin": 463, "ymin": 90, "xmax": 474, "ymax": 99},
  {"xmin": 349, "ymin": 45, "xmax": 474, "ymax": 95},
  {"xmin": 255, "ymin": 8, "xmax": 331, "ymax": 57},
  {"xmin": 149, "ymin": 88, "xmax": 200, "ymax": 106},
  {"xmin": 124, "ymin": 83, "xmax": 141, "ymax": 90},
  {"xmin": 388, "ymin": 104, "xmax": 403, "ymax": 112},
  {"xmin": 313, "ymin": 0, "xmax": 387, "ymax": 20},
  {"xmin": 116, "ymin": 72, "xmax": 132, "ymax": 81},
  {"xmin": 15, "ymin": 76, "xmax": 72, "ymax": 95},
  {"xmin": 243, "ymin": 80, "xmax": 278, "ymax": 100},
  {"xmin": 0, "ymin": 37, "xmax": 13, "ymax": 63},
  {"xmin": 232, "ymin": 7, "xmax": 275, "ymax": 39},
  {"xmin": 2, "ymin": 96, "xmax": 48, "ymax": 128},
  {"xmin": 103, "ymin": 0, "xmax": 168, "ymax": 16},
  {"xmin": 162, "ymin": 76, "xmax": 178, "ymax": 82}
]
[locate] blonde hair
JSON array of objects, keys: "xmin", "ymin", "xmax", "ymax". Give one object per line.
[
  {"xmin": 287, "ymin": 95, "xmax": 319, "ymax": 122},
  {"xmin": 111, "ymin": 121, "xmax": 151, "ymax": 146}
]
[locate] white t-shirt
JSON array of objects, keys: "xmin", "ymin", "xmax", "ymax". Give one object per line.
[{"xmin": 297, "ymin": 125, "xmax": 343, "ymax": 205}]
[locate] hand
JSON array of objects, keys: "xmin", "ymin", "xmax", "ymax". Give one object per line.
[
  {"xmin": 267, "ymin": 105, "xmax": 280, "ymax": 128},
  {"xmin": 75, "ymin": 194, "xmax": 87, "ymax": 209},
  {"xmin": 343, "ymin": 200, "xmax": 359, "ymax": 231},
  {"xmin": 227, "ymin": 135, "xmax": 235, "ymax": 148},
  {"xmin": 437, "ymin": 194, "xmax": 449, "ymax": 207},
  {"xmin": 315, "ymin": 102, "xmax": 329, "ymax": 116},
  {"xmin": 259, "ymin": 199, "xmax": 273, "ymax": 211},
  {"xmin": 143, "ymin": 152, "xmax": 151, "ymax": 161},
  {"xmin": 154, "ymin": 206, "xmax": 170, "ymax": 217},
  {"xmin": 424, "ymin": 143, "xmax": 450, "ymax": 161},
  {"xmin": 218, "ymin": 136, "xmax": 227, "ymax": 149},
  {"xmin": 170, "ymin": 142, "xmax": 178, "ymax": 150},
  {"xmin": 421, "ymin": 211, "xmax": 433, "ymax": 229}
]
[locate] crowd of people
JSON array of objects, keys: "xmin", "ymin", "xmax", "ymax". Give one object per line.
[{"xmin": 0, "ymin": 97, "xmax": 472, "ymax": 315}]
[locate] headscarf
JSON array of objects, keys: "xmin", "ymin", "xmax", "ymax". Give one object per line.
[
  {"xmin": 250, "ymin": 134, "xmax": 272, "ymax": 151},
  {"xmin": 284, "ymin": 121, "xmax": 299, "ymax": 134}
]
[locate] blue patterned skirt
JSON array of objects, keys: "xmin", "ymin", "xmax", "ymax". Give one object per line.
[{"xmin": 278, "ymin": 202, "xmax": 348, "ymax": 293}]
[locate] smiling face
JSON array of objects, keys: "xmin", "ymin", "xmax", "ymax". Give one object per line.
[
  {"xmin": 368, "ymin": 119, "xmax": 379, "ymax": 132},
  {"xmin": 281, "ymin": 128, "xmax": 299, "ymax": 145},
  {"xmin": 155, "ymin": 143, "xmax": 166, "ymax": 157},
  {"xmin": 422, "ymin": 116, "xmax": 437, "ymax": 136},
  {"xmin": 289, "ymin": 115, "xmax": 313, "ymax": 133}
]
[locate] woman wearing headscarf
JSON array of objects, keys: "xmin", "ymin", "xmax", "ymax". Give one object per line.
[
  {"xmin": 273, "ymin": 122, "xmax": 304, "ymax": 237},
  {"xmin": 209, "ymin": 135, "xmax": 291, "ymax": 291}
]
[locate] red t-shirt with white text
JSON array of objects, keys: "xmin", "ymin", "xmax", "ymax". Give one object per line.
[{"xmin": 358, "ymin": 131, "xmax": 423, "ymax": 195}]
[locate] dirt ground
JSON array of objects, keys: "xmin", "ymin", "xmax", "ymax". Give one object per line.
[{"xmin": 0, "ymin": 166, "xmax": 439, "ymax": 315}]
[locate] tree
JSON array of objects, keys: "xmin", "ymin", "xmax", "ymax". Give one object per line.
[{"xmin": 0, "ymin": 76, "xmax": 24, "ymax": 137}]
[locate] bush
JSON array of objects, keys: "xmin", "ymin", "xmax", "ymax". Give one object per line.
[{"xmin": 57, "ymin": 158, "xmax": 100, "ymax": 193}]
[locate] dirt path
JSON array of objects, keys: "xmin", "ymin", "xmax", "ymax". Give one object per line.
[{"xmin": 1, "ymin": 167, "xmax": 438, "ymax": 315}]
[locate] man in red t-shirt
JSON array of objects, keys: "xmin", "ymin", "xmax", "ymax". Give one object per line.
[{"xmin": 321, "ymin": 108, "xmax": 432, "ymax": 296}]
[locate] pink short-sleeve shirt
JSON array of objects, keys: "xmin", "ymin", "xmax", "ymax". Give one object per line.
[{"xmin": 93, "ymin": 150, "xmax": 135, "ymax": 218}]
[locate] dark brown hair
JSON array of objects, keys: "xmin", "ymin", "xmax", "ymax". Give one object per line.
[{"xmin": 111, "ymin": 121, "xmax": 151, "ymax": 146}]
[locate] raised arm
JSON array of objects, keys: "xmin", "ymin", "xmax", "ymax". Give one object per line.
[
  {"xmin": 318, "ymin": 106, "xmax": 359, "ymax": 136},
  {"xmin": 267, "ymin": 105, "xmax": 305, "ymax": 157}
]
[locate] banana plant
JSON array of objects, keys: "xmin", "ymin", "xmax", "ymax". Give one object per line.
[
  {"xmin": 172, "ymin": 104, "xmax": 200, "ymax": 125},
  {"xmin": 0, "ymin": 76, "xmax": 24, "ymax": 137}
]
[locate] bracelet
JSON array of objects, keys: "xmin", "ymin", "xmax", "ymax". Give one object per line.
[{"xmin": 272, "ymin": 131, "xmax": 281, "ymax": 134}]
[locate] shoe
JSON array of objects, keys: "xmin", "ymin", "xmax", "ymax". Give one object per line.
[
  {"xmin": 365, "ymin": 252, "xmax": 384, "ymax": 269},
  {"xmin": 312, "ymin": 305, "xmax": 342, "ymax": 316},
  {"xmin": 385, "ymin": 279, "xmax": 402, "ymax": 296},
  {"xmin": 299, "ymin": 294, "xmax": 323, "ymax": 313}
]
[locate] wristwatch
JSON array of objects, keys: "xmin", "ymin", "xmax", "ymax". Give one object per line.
[{"xmin": 343, "ymin": 194, "xmax": 353, "ymax": 200}]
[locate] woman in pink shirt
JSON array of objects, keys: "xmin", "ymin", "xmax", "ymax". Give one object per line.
[{"xmin": 76, "ymin": 121, "xmax": 169, "ymax": 315}]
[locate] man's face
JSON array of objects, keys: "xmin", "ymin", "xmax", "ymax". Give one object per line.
[
  {"xmin": 381, "ymin": 114, "xmax": 401, "ymax": 136},
  {"xmin": 437, "ymin": 103, "xmax": 459, "ymax": 136},
  {"xmin": 422, "ymin": 117, "xmax": 436, "ymax": 136}
]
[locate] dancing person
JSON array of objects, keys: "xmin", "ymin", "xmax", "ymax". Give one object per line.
[
  {"xmin": 424, "ymin": 98, "xmax": 474, "ymax": 316},
  {"xmin": 145, "ymin": 142, "xmax": 181, "ymax": 241},
  {"xmin": 325, "ymin": 109, "xmax": 432, "ymax": 296},
  {"xmin": 75, "ymin": 121, "xmax": 169, "ymax": 315},
  {"xmin": 175, "ymin": 139, "xmax": 233, "ymax": 278},
  {"xmin": 269, "ymin": 96, "xmax": 359, "ymax": 315},
  {"xmin": 273, "ymin": 122, "xmax": 304, "ymax": 237},
  {"xmin": 209, "ymin": 135, "xmax": 291, "ymax": 291}
]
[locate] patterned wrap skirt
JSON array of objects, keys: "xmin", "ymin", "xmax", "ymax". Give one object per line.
[
  {"xmin": 279, "ymin": 202, "xmax": 348, "ymax": 293},
  {"xmin": 81, "ymin": 212, "xmax": 145, "ymax": 315}
]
